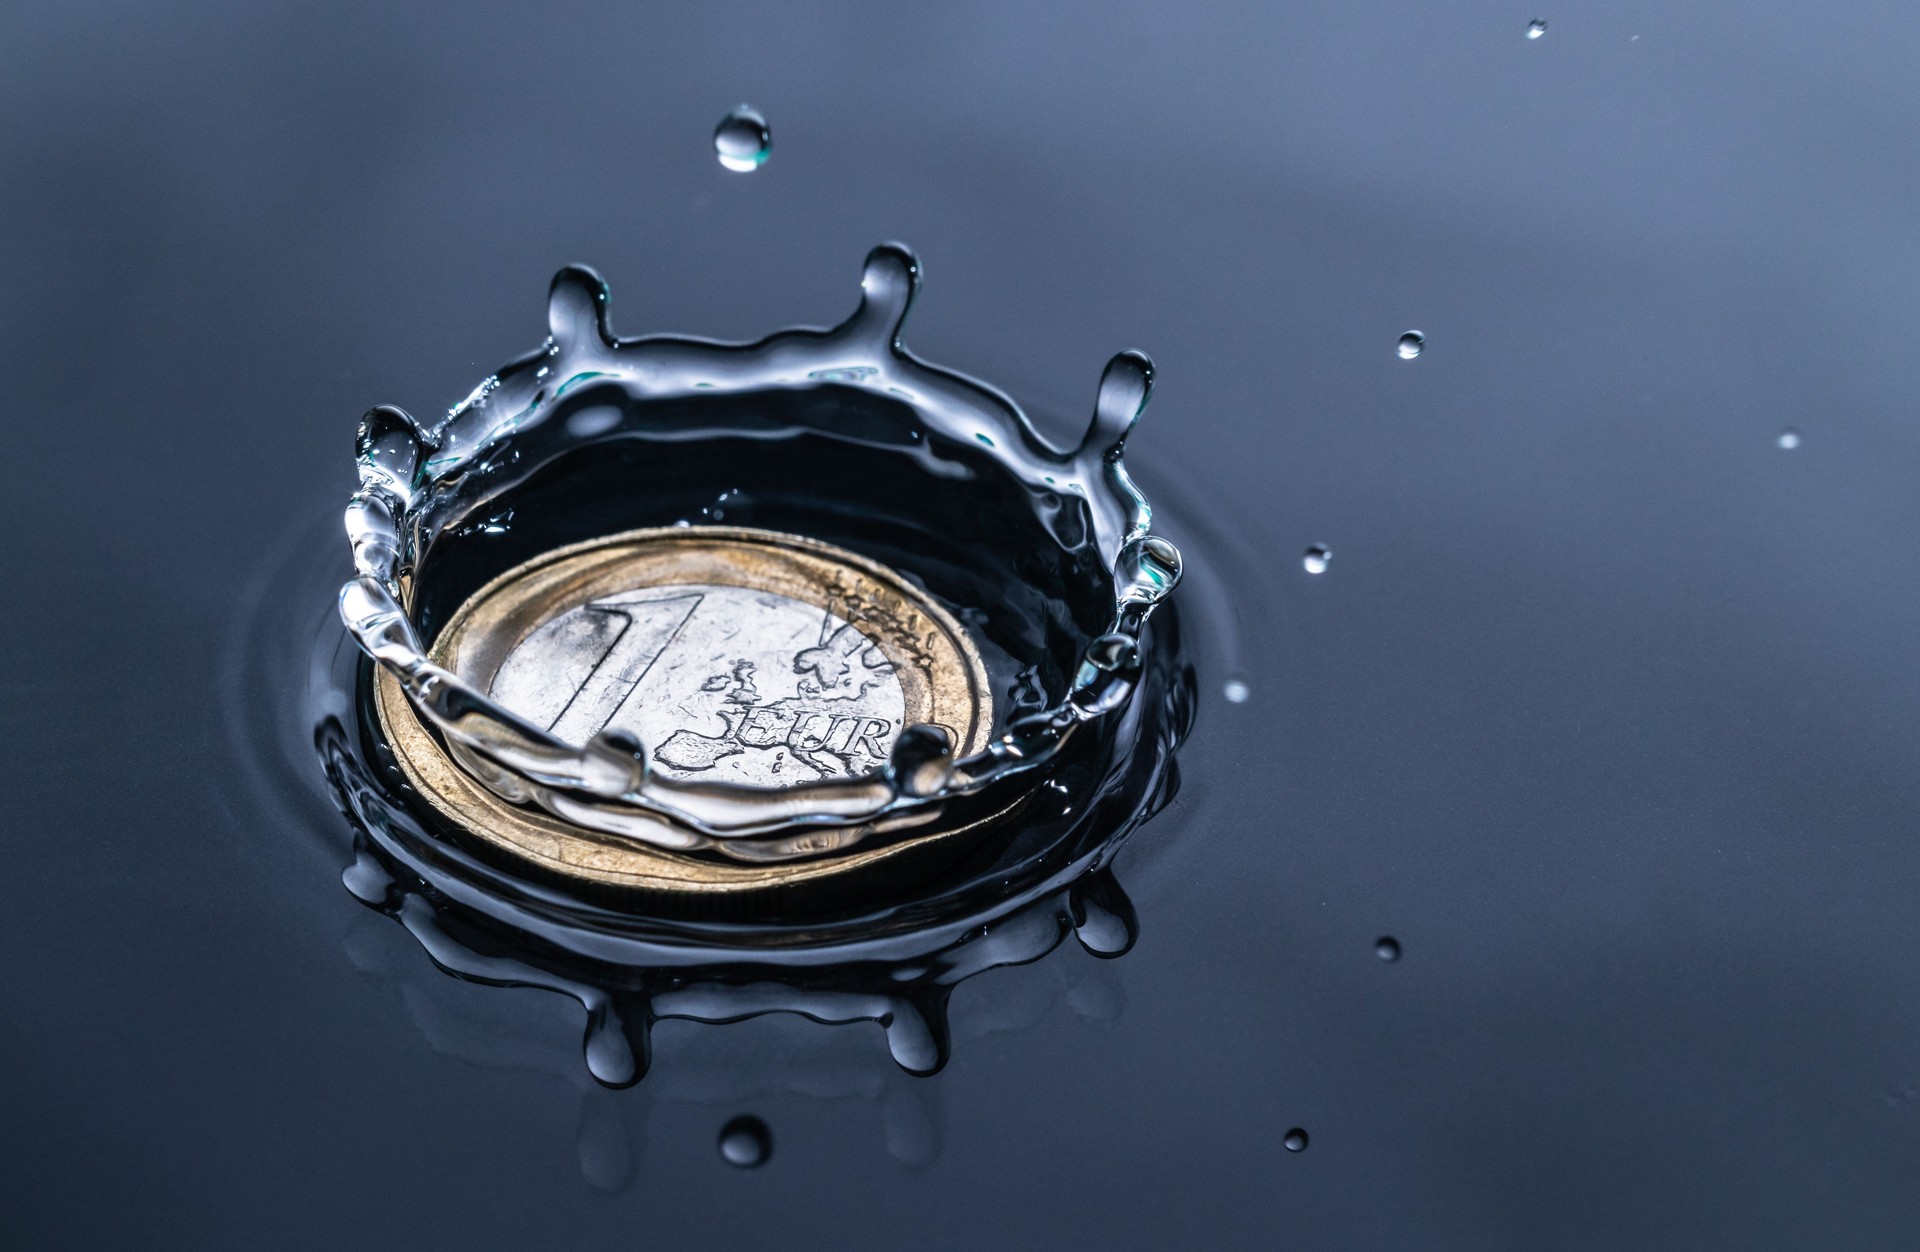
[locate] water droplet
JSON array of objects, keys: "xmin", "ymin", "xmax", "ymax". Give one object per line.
[
  {"xmin": 1375, "ymin": 935, "xmax": 1401, "ymax": 962},
  {"xmin": 1117, "ymin": 535, "xmax": 1184, "ymax": 605},
  {"xmin": 1302, "ymin": 545, "xmax": 1331, "ymax": 575},
  {"xmin": 1527, "ymin": 19, "xmax": 1547, "ymax": 39},
  {"xmin": 1396, "ymin": 331, "xmax": 1425, "ymax": 360},
  {"xmin": 718, "ymin": 1115, "xmax": 772, "ymax": 1167},
  {"xmin": 1222, "ymin": 678, "xmax": 1250, "ymax": 704},
  {"xmin": 1284, "ymin": 1127, "xmax": 1310, "ymax": 1152},
  {"xmin": 1777, "ymin": 428, "xmax": 1801, "ymax": 450},
  {"xmin": 713, "ymin": 105, "xmax": 772, "ymax": 172}
]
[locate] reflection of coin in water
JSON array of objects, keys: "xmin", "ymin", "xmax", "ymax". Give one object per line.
[{"xmin": 373, "ymin": 526, "xmax": 996, "ymax": 900}]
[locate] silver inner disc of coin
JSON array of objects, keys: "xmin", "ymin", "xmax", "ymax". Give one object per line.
[{"xmin": 488, "ymin": 584, "xmax": 906, "ymax": 786}]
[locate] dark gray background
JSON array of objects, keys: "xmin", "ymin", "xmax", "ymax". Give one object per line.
[{"xmin": 4, "ymin": 1, "xmax": 1917, "ymax": 1247}]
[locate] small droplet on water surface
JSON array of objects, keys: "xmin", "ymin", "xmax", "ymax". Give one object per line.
[
  {"xmin": 1223, "ymin": 678, "xmax": 1251, "ymax": 704},
  {"xmin": 1777, "ymin": 428, "xmax": 1801, "ymax": 450},
  {"xmin": 713, "ymin": 105, "xmax": 772, "ymax": 172},
  {"xmin": 718, "ymin": 1115, "xmax": 772, "ymax": 1168},
  {"xmin": 1527, "ymin": 19, "xmax": 1547, "ymax": 39},
  {"xmin": 1376, "ymin": 936, "xmax": 1402, "ymax": 962},
  {"xmin": 1303, "ymin": 545, "xmax": 1331, "ymax": 575},
  {"xmin": 1284, "ymin": 1128, "xmax": 1310, "ymax": 1152},
  {"xmin": 1396, "ymin": 331, "xmax": 1425, "ymax": 360}
]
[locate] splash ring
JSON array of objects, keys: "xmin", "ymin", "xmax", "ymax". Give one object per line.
[{"xmin": 338, "ymin": 244, "xmax": 1181, "ymax": 865}]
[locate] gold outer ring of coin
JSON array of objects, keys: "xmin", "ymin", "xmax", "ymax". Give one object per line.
[{"xmin": 374, "ymin": 525, "xmax": 1009, "ymax": 901}]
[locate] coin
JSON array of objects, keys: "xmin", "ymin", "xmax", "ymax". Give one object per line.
[
  {"xmin": 375, "ymin": 526, "xmax": 999, "ymax": 900},
  {"xmin": 489, "ymin": 583, "xmax": 913, "ymax": 787}
]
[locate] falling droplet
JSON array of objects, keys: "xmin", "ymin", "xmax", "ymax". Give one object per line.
[
  {"xmin": 713, "ymin": 105, "xmax": 772, "ymax": 172},
  {"xmin": 1303, "ymin": 545, "xmax": 1331, "ymax": 575},
  {"xmin": 1222, "ymin": 678, "xmax": 1251, "ymax": 704},
  {"xmin": 1375, "ymin": 936, "xmax": 1401, "ymax": 962},
  {"xmin": 1777, "ymin": 428, "xmax": 1801, "ymax": 450},
  {"xmin": 718, "ymin": 1115, "xmax": 772, "ymax": 1168},
  {"xmin": 1284, "ymin": 1127, "xmax": 1310, "ymax": 1152},
  {"xmin": 1527, "ymin": 19, "xmax": 1547, "ymax": 39},
  {"xmin": 1396, "ymin": 331, "xmax": 1425, "ymax": 360}
]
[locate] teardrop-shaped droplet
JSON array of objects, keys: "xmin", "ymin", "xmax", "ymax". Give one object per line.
[
  {"xmin": 1117, "ymin": 535, "xmax": 1183, "ymax": 605},
  {"xmin": 1527, "ymin": 19, "xmax": 1547, "ymax": 39},
  {"xmin": 883, "ymin": 994, "xmax": 951, "ymax": 1075},
  {"xmin": 355, "ymin": 405, "xmax": 425, "ymax": 503},
  {"xmin": 1303, "ymin": 545, "xmax": 1331, "ymax": 575},
  {"xmin": 717, "ymin": 1115, "xmax": 772, "ymax": 1168},
  {"xmin": 1070, "ymin": 869, "xmax": 1139, "ymax": 958},
  {"xmin": 1396, "ymin": 330, "xmax": 1425, "ymax": 360},
  {"xmin": 582, "ymin": 998, "xmax": 648, "ymax": 1088},
  {"xmin": 713, "ymin": 105, "xmax": 772, "ymax": 172}
]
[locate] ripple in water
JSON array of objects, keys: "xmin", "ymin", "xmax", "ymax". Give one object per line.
[
  {"xmin": 1303, "ymin": 545, "xmax": 1331, "ymax": 575},
  {"xmin": 274, "ymin": 244, "xmax": 1199, "ymax": 1098},
  {"xmin": 718, "ymin": 1115, "xmax": 773, "ymax": 1168},
  {"xmin": 1396, "ymin": 331, "xmax": 1425, "ymax": 360},
  {"xmin": 714, "ymin": 104, "xmax": 772, "ymax": 172}
]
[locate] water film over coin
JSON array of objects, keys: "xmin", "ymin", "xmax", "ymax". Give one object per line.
[{"xmin": 490, "ymin": 584, "xmax": 910, "ymax": 784}]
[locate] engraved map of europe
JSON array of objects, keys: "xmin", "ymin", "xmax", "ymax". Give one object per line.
[{"xmin": 488, "ymin": 584, "xmax": 906, "ymax": 786}]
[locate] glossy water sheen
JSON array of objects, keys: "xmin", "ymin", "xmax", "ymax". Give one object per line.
[{"xmin": 5, "ymin": 3, "xmax": 1919, "ymax": 1247}]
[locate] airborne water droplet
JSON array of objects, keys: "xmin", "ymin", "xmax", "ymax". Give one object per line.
[
  {"xmin": 1527, "ymin": 19, "xmax": 1547, "ymax": 39},
  {"xmin": 1303, "ymin": 545, "xmax": 1331, "ymax": 575},
  {"xmin": 1284, "ymin": 1127, "xmax": 1310, "ymax": 1152},
  {"xmin": 713, "ymin": 105, "xmax": 772, "ymax": 172},
  {"xmin": 718, "ymin": 1115, "xmax": 772, "ymax": 1167},
  {"xmin": 1375, "ymin": 935, "xmax": 1401, "ymax": 962},
  {"xmin": 1777, "ymin": 428, "xmax": 1801, "ymax": 450},
  {"xmin": 1396, "ymin": 331, "xmax": 1425, "ymax": 360},
  {"xmin": 1222, "ymin": 678, "xmax": 1250, "ymax": 704}
]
